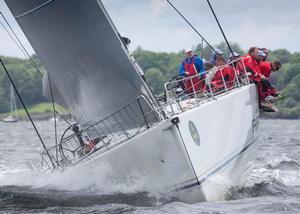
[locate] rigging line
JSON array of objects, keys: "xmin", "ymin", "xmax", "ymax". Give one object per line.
[
  {"xmin": 0, "ymin": 12, "xmax": 42, "ymax": 76},
  {"xmin": 0, "ymin": 12, "xmax": 73, "ymax": 126},
  {"xmin": 47, "ymin": 74, "xmax": 59, "ymax": 164},
  {"xmin": 0, "ymin": 22, "xmax": 29, "ymax": 62},
  {"xmin": 0, "ymin": 59, "xmax": 56, "ymax": 169},
  {"xmin": 14, "ymin": 0, "xmax": 55, "ymax": 19},
  {"xmin": 206, "ymin": 0, "xmax": 235, "ymax": 58},
  {"xmin": 201, "ymin": 39, "xmax": 204, "ymax": 58},
  {"xmin": 166, "ymin": 0, "xmax": 216, "ymax": 53},
  {"xmin": 55, "ymin": 111, "xmax": 71, "ymax": 125}
]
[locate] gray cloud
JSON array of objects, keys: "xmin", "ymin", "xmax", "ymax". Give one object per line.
[{"xmin": 102, "ymin": 0, "xmax": 300, "ymax": 53}]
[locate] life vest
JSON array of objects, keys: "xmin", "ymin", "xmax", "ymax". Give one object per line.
[
  {"xmin": 183, "ymin": 56, "xmax": 198, "ymax": 76},
  {"xmin": 259, "ymin": 61, "xmax": 272, "ymax": 78}
]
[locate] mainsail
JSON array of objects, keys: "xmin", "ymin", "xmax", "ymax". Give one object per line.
[{"xmin": 5, "ymin": 0, "xmax": 158, "ymax": 126}]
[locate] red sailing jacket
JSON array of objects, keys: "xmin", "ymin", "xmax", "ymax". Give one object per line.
[
  {"xmin": 259, "ymin": 61, "xmax": 272, "ymax": 78},
  {"xmin": 212, "ymin": 66, "xmax": 235, "ymax": 88},
  {"xmin": 240, "ymin": 54, "xmax": 261, "ymax": 82}
]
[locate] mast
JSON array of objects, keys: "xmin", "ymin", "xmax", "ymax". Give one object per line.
[{"xmin": 9, "ymin": 84, "xmax": 18, "ymax": 119}]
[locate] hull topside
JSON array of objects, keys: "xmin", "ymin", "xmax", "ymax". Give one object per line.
[{"xmin": 72, "ymin": 84, "xmax": 260, "ymax": 202}]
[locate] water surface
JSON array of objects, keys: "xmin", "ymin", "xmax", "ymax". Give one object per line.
[{"xmin": 0, "ymin": 119, "xmax": 300, "ymax": 213}]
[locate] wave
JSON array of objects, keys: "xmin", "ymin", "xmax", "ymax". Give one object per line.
[
  {"xmin": 0, "ymin": 185, "xmax": 173, "ymax": 210},
  {"xmin": 265, "ymin": 160, "xmax": 300, "ymax": 170},
  {"xmin": 0, "ymin": 163, "xmax": 155, "ymax": 194},
  {"xmin": 226, "ymin": 158, "xmax": 300, "ymax": 201},
  {"xmin": 226, "ymin": 179, "xmax": 294, "ymax": 200}
]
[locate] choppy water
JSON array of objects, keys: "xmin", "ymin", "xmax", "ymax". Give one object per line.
[{"xmin": 0, "ymin": 119, "xmax": 300, "ymax": 213}]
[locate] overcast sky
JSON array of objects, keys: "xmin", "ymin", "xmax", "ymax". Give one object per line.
[{"xmin": 0, "ymin": 0, "xmax": 299, "ymax": 58}]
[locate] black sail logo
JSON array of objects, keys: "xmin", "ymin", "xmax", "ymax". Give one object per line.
[{"xmin": 188, "ymin": 121, "xmax": 200, "ymax": 145}]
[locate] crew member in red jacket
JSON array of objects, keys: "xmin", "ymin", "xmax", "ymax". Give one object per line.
[
  {"xmin": 240, "ymin": 47, "xmax": 262, "ymax": 81},
  {"xmin": 239, "ymin": 47, "xmax": 267, "ymax": 105},
  {"xmin": 211, "ymin": 56, "xmax": 235, "ymax": 90},
  {"xmin": 259, "ymin": 61, "xmax": 281, "ymax": 78},
  {"xmin": 259, "ymin": 60, "xmax": 282, "ymax": 98}
]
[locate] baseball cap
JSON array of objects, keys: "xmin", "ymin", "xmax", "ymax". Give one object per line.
[
  {"xmin": 257, "ymin": 50, "xmax": 266, "ymax": 57},
  {"xmin": 215, "ymin": 48, "xmax": 223, "ymax": 55},
  {"xmin": 229, "ymin": 52, "xmax": 240, "ymax": 58},
  {"xmin": 185, "ymin": 48, "xmax": 192, "ymax": 53}
]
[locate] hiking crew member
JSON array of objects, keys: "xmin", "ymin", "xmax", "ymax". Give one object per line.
[
  {"xmin": 240, "ymin": 47, "xmax": 266, "ymax": 104},
  {"xmin": 259, "ymin": 61, "xmax": 281, "ymax": 78},
  {"xmin": 259, "ymin": 61, "xmax": 282, "ymax": 98},
  {"xmin": 180, "ymin": 48, "xmax": 204, "ymax": 94},
  {"xmin": 240, "ymin": 47, "xmax": 261, "ymax": 81}
]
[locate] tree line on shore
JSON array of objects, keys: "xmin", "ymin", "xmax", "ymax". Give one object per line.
[{"xmin": 0, "ymin": 42, "xmax": 299, "ymax": 117}]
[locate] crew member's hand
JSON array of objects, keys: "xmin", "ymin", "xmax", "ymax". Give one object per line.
[
  {"xmin": 184, "ymin": 72, "xmax": 190, "ymax": 76},
  {"xmin": 261, "ymin": 74, "xmax": 266, "ymax": 79}
]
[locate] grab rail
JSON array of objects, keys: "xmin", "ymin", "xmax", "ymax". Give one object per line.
[
  {"xmin": 163, "ymin": 58, "xmax": 250, "ymax": 115},
  {"xmin": 29, "ymin": 59, "xmax": 250, "ymax": 171},
  {"xmin": 30, "ymin": 95, "xmax": 162, "ymax": 170}
]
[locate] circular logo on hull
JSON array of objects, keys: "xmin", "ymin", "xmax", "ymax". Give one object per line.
[{"xmin": 188, "ymin": 120, "xmax": 200, "ymax": 145}]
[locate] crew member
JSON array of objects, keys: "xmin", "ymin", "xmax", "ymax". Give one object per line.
[
  {"xmin": 240, "ymin": 47, "xmax": 277, "ymax": 111},
  {"xmin": 259, "ymin": 61, "xmax": 281, "ymax": 78},
  {"xmin": 72, "ymin": 124, "xmax": 85, "ymax": 147},
  {"xmin": 240, "ymin": 47, "xmax": 261, "ymax": 82},
  {"xmin": 259, "ymin": 48, "xmax": 269, "ymax": 62},
  {"xmin": 228, "ymin": 52, "xmax": 241, "ymax": 72},
  {"xmin": 210, "ymin": 48, "xmax": 223, "ymax": 65},
  {"xmin": 240, "ymin": 47, "xmax": 265, "ymax": 104},
  {"xmin": 179, "ymin": 48, "xmax": 204, "ymax": 94},
  {"xmin": 211, "ymin": 56, "xmax": 235, "ymax": 90},
  {"xmin": 259, "ymin": 60, "xmax": 282, "ymax": 98}
]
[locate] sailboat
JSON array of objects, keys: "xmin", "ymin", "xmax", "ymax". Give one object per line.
[
  {"xmin": 2, "ymin": 84, "xmax": 18, "ymax": 122},
  {"xmin": 4, "ymin": 0, "xmax": 260, "ymax": 202}
]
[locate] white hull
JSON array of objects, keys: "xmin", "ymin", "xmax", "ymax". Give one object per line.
[
  {"xmin": 5, "ymin": 0, "xmax": 259, "ymax": 203},
  {"xmin": 71, "ymin": 84, "xmax": 260, "ymax": 202}
]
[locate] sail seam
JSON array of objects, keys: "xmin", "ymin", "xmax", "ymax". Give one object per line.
[{"xmin": 15, "ymin": 0, "xmax": 55, "ymax": 19}]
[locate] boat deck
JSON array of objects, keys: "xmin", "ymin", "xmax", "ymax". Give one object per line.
[{"xmin": 30, "ymin": 59, "xmax": 252, "ymax": 171}]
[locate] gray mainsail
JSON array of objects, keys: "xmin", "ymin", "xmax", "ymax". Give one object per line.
[{"xmin": 5, "ymin": 0, "xmax": 158, "ymax": 126}]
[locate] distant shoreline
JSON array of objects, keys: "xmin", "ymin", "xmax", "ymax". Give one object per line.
[{"xmin": 0, "ymin": 112, "xmax": 62, "ymax": 121}]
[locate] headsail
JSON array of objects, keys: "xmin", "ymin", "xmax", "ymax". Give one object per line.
[{"xmin": 5, "ymin": 0, "xmax": 158, "ymax": 125}]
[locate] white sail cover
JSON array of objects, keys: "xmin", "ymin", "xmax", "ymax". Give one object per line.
[{"xmin": 5, "ymin": 0, "xmax": 157, "ymax": 125}]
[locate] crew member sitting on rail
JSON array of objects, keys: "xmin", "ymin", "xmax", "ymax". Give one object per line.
[
  {"xmin": 179, "ymin": 48, "xmax": 205, "ymax": 94},
  {"xmin": 240, "ymin": 47, "xmax": 278, "ymax": 111},
  {"xmin": 239, "ymin": 47, "xmax": 261, "ymax": 81},
  {"xmin": 239, "ymin": 47, "xmax": 265, "ymax": 101},
  {"xmin": 210, "ymin": 55, "xmax": 235, "ymax": 90},
  {"xmin": 259, "ymin": 60, "xmax": 282, "ymax": 100}
]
